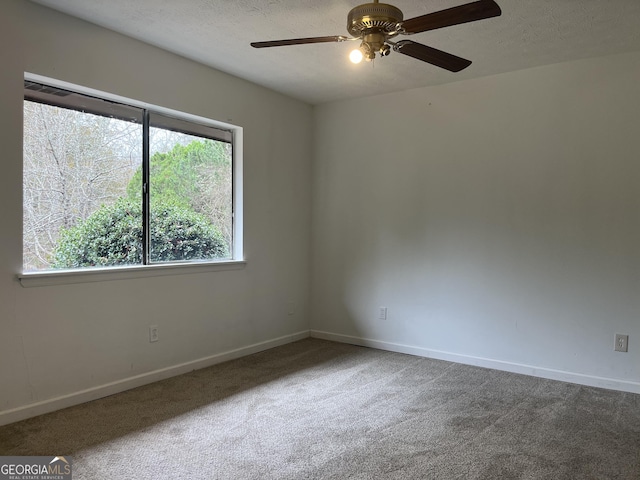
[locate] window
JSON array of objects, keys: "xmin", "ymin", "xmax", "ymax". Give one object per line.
[{"xmin": 23, "ymin": 78, "xmax": 239, "ymax": 274}]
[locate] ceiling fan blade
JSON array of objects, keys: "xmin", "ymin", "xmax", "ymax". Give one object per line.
[
  {"xmin": 393, "ymin": 40, "xmax": 472, "ymax": 72},
  {"xmin": 251, "ymin": 36, "xmax": 350, "ymax": 48},
  {"xmin": 401, "ymin": 0, "xmax": 501, "ymax": 34}
]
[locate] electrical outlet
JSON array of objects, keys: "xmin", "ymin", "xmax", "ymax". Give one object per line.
[
  {"xmin": 149, "ymin": 325, "xmax": 159, "ymax": 343},
  {"xmin": 379, "ymin": 307, "xmax": 388, "ymax": 320},
  {"xmin": 614, "ymin": 334, "xmax": 628, "ymax": 352}
]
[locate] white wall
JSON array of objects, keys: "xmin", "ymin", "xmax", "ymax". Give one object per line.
[
  {"xmin": 311, "ymin": 51, "xmax": 640, "ymax": 391},
  {"xmin": 0, "ymin": 0, "xmax": 312, "ymax": 423}
]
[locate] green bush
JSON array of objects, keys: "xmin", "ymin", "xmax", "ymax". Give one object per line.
[
  {"xmin": 149, "ymin": 201, "xmax": 228, "ymax": 262},
  {"xmin": 52, "ymin": 199, "xmax": 228, "ymax": 268}
]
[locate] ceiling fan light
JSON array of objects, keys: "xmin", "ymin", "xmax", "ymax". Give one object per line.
[{"xmin": 349, "ymin": 48, "xmax": 363, "ymax": 64}]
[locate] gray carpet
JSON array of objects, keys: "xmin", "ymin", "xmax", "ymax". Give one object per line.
[{"xmin": 1, "ymin": 338, "xmax": 639, "ymax": 479}]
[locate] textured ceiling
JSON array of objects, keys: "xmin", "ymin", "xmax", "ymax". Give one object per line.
[{"xmin": 28, "ymin": 0, "xmax": 640, "ymax": 105}]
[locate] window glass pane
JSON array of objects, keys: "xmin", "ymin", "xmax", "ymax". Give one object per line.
[
  {"xmin": 23, "ymin": 100, "xmax": 143, "ymax": 271},
  {"xmin": 148, "ymin": 125, "xmax": 233, "ymax": 263},
  {"xmin": 23, "ymin": 79, "xmax": 238, "ymax": 273}
]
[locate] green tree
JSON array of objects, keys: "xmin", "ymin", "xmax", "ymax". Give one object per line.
[
  {"xmin": 127, "ymin": 139, "xmax": 229, "ymax": 205},
  {"xmin": 127, "ymin": 138, "xmax": 233, "ymax": 247}
]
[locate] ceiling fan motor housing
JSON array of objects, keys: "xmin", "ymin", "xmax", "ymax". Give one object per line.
[
  {"xmin": 347, "ymin": 3, "xmax": 404, "ymax": 37},
  {"xmin": 347, "ymin": 2, "xmax": 403, "ymax": 58}
]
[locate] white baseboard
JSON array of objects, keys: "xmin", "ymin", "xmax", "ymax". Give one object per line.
[
  {"xmin": 5, "ymin": 329, "xmax": 637, "ymax": 426},
  {"xmin": 0, "ymin": 331, "xmax": 310, "ymax": 426},
  {"xmin": 310, "ymin": 330, "xmax": 640, "ymax": 394}
]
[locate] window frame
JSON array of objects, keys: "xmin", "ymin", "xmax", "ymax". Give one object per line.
[{"xmin": 19, "ymin": 73, "xmax": 244, "ymax": 287}]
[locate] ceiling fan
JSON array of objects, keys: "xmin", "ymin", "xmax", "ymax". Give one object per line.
[{"xmin": 251, "ymin": 0, "xmax": 501, "ymax": 72}]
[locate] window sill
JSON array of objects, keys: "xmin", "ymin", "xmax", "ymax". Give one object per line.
[{"xmin": 18, "ymin": 260, "xmax": 247, "ymax": 288}]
